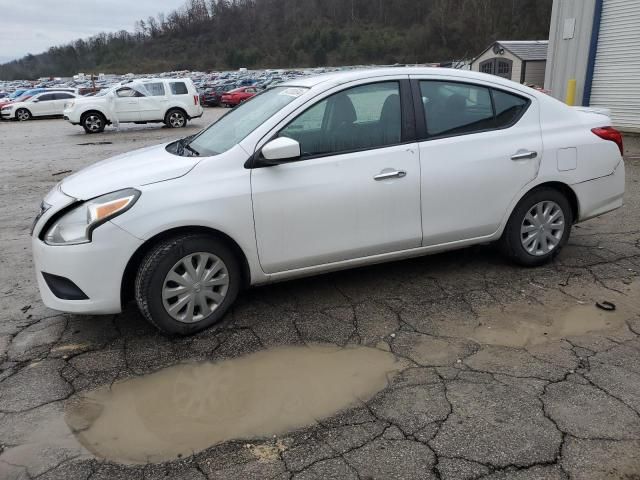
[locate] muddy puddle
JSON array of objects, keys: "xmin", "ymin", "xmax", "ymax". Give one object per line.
[
  {"xmin": 65, "ymin": 345, "xmax": 403, "ymax": 464},
  {"xmin": 470, "ymin": 281, "xmax": 640, "ymax": 347}
]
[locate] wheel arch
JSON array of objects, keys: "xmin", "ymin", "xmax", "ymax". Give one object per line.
[
  {"xmin": 501, "ymin": 181, "xmax": 580, "ymax": 237},
  {"xmin": 15, "ymin": 107, "xmax": 31, "ymax": 119},
  {"xmin": 165, "ymin": 106, "xmax": 188, "ymax": 120},
  {"xmin": 120, "ymin": 225, "xmax": 251, "ymax": 308},
  {"xmin": 80, "ymin": 109, "xmax": 108, "ymax": 123}
]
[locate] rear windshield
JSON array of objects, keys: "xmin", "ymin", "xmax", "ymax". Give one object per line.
[{"xmin": 170, "ymin": 82, "xmax": 188, "ymax": 95}]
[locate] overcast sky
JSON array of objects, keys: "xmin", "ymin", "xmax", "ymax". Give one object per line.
[{"xmin": 0, "ymin": 0, "xmax": 187, "ymax": 63}]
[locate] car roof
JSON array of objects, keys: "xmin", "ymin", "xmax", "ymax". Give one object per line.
[{"xmin": 281, "ymin": 67, "xmax": 540, "ymax": 97}]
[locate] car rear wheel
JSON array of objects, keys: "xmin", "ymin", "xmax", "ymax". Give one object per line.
[
  {"xmin": 165, "ymin": 109, "xmax": 187, "ymax": 128},
  {"xmin": 135, "ymin": 234, "xmax": 241, "ymax": 336},
  {"xmin": 500, "ymin": 187, "xmax": 573, "ymax": 267},
  {"xmin": 16, "ymin": 108, "xmax": 31, "ymax": 121},
  {"xmin": 82, "ymin": 112, "xmax": 106, "ymax": 133}
]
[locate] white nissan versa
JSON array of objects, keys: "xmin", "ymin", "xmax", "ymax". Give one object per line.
[{"xmin": 32, "ymin": 68, "xmax": 625, "ymax": 335}]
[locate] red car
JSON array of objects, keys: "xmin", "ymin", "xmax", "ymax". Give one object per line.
[
  {"xmin": 0, "ymin": 96, "xmax": 29, "ymax": 110},
  {"xmin": 221, "ymin": 87, "xmax": 260, "ymax": 107}
]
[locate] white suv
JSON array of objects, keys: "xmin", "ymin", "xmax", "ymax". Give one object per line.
[
  {"xmin": 1, "ymin": 91, "xmax": 78, "ymax": 121},
  {"xmin": 63, "ymin": 78, "xmax": 204, "ymax": 133}
]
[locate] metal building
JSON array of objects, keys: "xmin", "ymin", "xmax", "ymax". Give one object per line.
[{"xmin": 546, "ymin": 0, "xmax": 640, "ymax": 132}]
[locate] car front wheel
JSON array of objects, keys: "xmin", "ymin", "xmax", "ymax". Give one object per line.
[
  {"xmin": 135, "ymin": 234, "xmax": 241, "ymax": 335},
  {"xmin": 16, "ymin": 108, "xmax": 31, "ymax": 121},
  {"xmin": 500, "ymin": 187, "xmax": 573, "ymax": 267},
  {"xmin": 82, "ymin": 112, "xmax": 106, "ymax": 133}
]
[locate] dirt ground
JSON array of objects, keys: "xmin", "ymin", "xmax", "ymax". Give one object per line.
[{"xmin": 1, "ymin": 111, "xmax": 640, "ymax": 480}]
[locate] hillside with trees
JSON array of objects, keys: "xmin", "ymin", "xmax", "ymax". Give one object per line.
[{"xmin": 0, "ymin": 0, "xmax": 552, "ymax": 80}]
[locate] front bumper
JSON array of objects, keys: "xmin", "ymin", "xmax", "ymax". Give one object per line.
[
  {"xmin": 63, "ymin": 109, "xmax": 81, "ymax": 125},
  {"xmin": 1, "ymin": 110, "xmax": 12, "ymax": 119},
  {"xmin": 32, "ymin": 221, "xmax": 143, "ymax": 314}
]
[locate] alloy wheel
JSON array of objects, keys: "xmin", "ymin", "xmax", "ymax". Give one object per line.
[
  {"xmin": 169, "ymin": 112, "xmax": 185, "ymax": 128},
  {"xmin": 520, "ymin": 201, "xmax": 565, "ymax": 256},
  {"xmin": 16, "ymin": 109, "xmax": 30, "ymax": 121},
  {"xmin": 161, "ymin": 252, "xmax": 229, "ymax": 324},
  {"xmin": 85, "ymin": 115, "xmax": 103, "ymax": 132}
]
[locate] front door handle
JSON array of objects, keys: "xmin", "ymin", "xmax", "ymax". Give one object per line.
[
  {"xmin": 374, "ymin": 170, "xmax": 407, "ymax": 181},
  {"xmin": 511, "ymin": 150, "xmax": 538, "ymax": 161}
]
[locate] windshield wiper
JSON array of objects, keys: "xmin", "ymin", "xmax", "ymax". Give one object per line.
[
  {"xmin": 177, "ymin": 138, "xmax": 200, "ymax": 157},
  {"xmin": 184, "ymin": 143, "xmax": 200, "ymax": 156}
]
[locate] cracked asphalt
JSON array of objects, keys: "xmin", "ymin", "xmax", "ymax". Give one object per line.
[{"xmin": 2, "ymin": 111, "xmax": 640, "ymax": 480}]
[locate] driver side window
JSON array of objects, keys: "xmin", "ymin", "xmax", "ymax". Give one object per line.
[
  {"xmin": 116, "ymin": 87, "xmax": 144, "ymax": 98},
  {"xmin": 279, "ymin": 81, "xmax": 402, "ymax": 158}
]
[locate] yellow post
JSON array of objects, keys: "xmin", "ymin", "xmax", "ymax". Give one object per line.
[{"xmin": 566, "ymin": 79, "xmax": 577, "ymax": 106}]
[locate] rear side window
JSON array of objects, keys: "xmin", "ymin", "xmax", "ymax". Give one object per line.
[
  {"xmin": 420, "ymin": 81, "xmax": 494, "ymax": 137},
  {"xmin": 493, "ymin": 90, "xmax": 529, "ymax": 128},
  {"xmin": 170, "ymin": 82, "xmax": 188, "ymax": 95},
  {"xmin": 54, "ymin": 93, "xmax": 74, "ymax": 100},
  {"xmin": 145, "ymin": 83, "xmax": 166, "ymax": 96},
  {"xmin": 419, "ymin": 81, "xmax": 530, "ymax": 138}
]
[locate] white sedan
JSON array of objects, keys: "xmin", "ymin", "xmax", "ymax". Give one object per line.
[
  {"xmin": 1, "ymin": 91, "xmax": 78, "ymax": 121},
  {"xmin": 32, "ymin": 68, "xmax": 625, "ymax": 335}
]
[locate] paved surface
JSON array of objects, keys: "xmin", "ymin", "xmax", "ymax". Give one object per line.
[{"xmin": 1, "ymin": 112, "xmax": 640, "ymax": 480}]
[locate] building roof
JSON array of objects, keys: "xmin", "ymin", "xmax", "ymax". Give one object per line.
[{"xmin": 497, "ymin": 41, "xmax": 549, "ymax": 61}]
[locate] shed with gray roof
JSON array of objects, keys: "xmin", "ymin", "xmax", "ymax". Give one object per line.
[{"xmin": 470, "ymin": 40, "xmax": 548, "ymax": 87}]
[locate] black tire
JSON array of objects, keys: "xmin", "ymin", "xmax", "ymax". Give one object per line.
[
  {"xmin": 134, "ymin": 234, "xmax": 241, "ymax": 336},
  {"xmin": 82, "ymin": 112, "xmax": 106, "ymax": 134},
  {"xmin": 15, "ymin": 108, "xmax": 31, "ymax": 121},
  {"xmin": 500, "ymin": 187, "xmax": 573, "ymax": 267},
  {"xmin": 165, "ymin": 109, "xmax": 187, "ymax": 128}
]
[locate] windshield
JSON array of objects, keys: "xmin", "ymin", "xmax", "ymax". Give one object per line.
[
  {"xmin": 187, "ymin": 86, "xmax": 307, "ymax": 156},
  {"xmin": 95, "ymin": 87, "xmax": 113, "ymax": 97}
]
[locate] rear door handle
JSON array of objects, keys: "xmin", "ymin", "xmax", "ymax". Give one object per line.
[
  {"xmin": 511, "ymin": 150, "xmax": 538, "ymax": 161},
  {"xmin": 374, "ymin": 170, "xmax": 407, "ymax": 181}
]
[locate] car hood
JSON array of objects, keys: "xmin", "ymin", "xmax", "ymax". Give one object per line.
[{"xmin": 60, "ymin": 143, "xmax": 199, "ymax": 199}]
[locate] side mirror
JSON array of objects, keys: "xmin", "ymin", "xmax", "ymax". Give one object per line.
[
  {"xmin": 32, "ymin": 99, "xmax": 39, "ymax": 103},
  {"xmin": 260, "ymin": 137, "xmax": 301, "ymax": 165}
]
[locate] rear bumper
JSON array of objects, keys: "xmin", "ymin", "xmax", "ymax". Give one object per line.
[{"xmin": 573, "ymin": 160, "xmax": 625, "ymax": 222}]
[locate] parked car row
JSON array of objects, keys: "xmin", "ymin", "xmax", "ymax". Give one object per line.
[
  {"xmin": 0, "ymin": 78, "xmax": 203, "ymax": 133},
  {"xmin": 199, "ymin": 86, "xmax": 263, "ymax": 107}
]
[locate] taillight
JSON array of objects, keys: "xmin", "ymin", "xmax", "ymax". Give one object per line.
[
  {"xmin": 194, "ymin": 95, "xmax": 199, "ymax": 105},
  {"xmin": 592, "ymin": 127, "xmax": 624, "ymax": 156}
]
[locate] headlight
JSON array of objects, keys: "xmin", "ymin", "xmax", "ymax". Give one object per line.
[
  {"xmin": 1, "ymin": 105, "xmax": 13, "ymax": 111},
  {"xmin": 44, "ymin": 188, "xmax": 140, "ymax": 246}
]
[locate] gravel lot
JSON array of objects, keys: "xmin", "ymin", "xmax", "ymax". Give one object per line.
[{"xmin": 1, "ymin": 111, "xmax": 640, "ymax": 480}]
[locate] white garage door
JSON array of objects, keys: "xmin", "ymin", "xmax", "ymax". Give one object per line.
[{"xmin": 590, "ymin": 0, "xmax": 640, "ymax": 131}]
